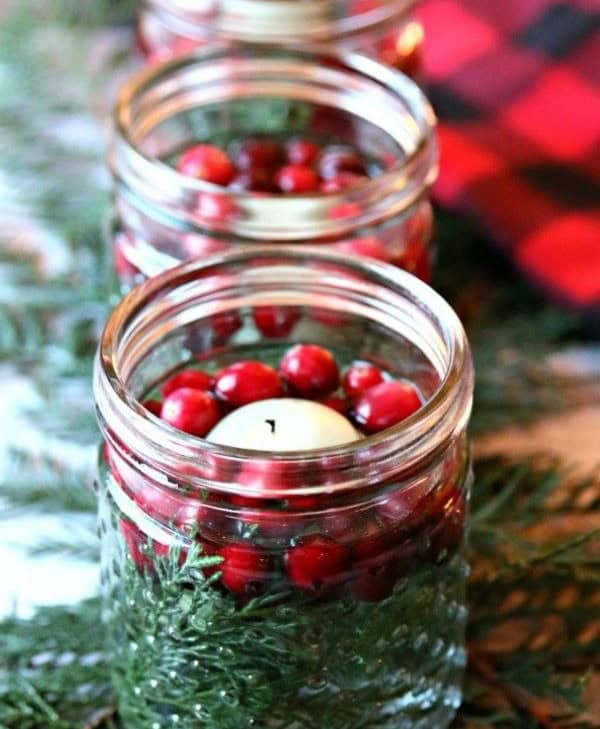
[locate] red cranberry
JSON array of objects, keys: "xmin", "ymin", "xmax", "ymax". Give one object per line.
[
  {"xmin": 351, "ymin": 559, "xmax": 397, "ymax": 602},
  {"xmin": 286, "ymin": 535, "xmax": 351, "ymax": 591},
  {"xmin": 195, "ymin": 192, "xmax": 238, "ymax": 222},
  {"xmin": 180, "ymin": 234, "xmax": 230, "ymax": 259},
  {"xmin": 285, "ymin": 138, "xmax": 320, "ymax": 166},
  {"xmin": 319, "ymin": 395, "xmax": 348, "ymax": 415},
  {"xmin": 161, "ymin": 369, "xmax": 213, "ymax": 398},
  {"xmin": 214, "ymin": 360, "xmax": 282, "ymax": 407},
  {"xmin": 177, "ymin": 144, "xmax": 236, "ymax": 186},
  {"xmin": 237, "ymin": 459, "xmax": 296, "ymax": 495},
  {"xmin": 320, "ymin": 509, "xmax": 360, "ymax": 541},
  {"xmin": 219, "ymin": 543, "xmax": 273, "ymax": 594},
  {"xmin": 342, "ymin": 362, "xmax": 385, "ymax": 400},
  {"xmin": 275, "ymin": 164, "xmax": 320, "ymax": 194},
  {"xmin": 395, "ymin": 238, "xmax": 431, "ymax": 282},
  {"xmin": 143, "ymin": 399, "xmax": 163, "ymax": 417},
  {"xmin": 426, "ymin": 486, "xmax": 466, "ymax": 560},
  {"xmin": 161, "ymin": 388, "xmax": 221, "ymax": 437},
  {"xmin": 334, "ymin": 236, "xmax": 392, "ymax": 262},
  {"xmin": 378, "ymin": 485, "xmax": 424, "ymax": 528},
  {"xmin": 212, "ymin": 311, "xmax": 243, "ymax": 341},
  {"xmin": 285, "ymin": 494, "xmax": 320, "ymax": 510},
  {"xmin": 231, "ymin": 138, "xmax": 283, "ymax": 171},
  {"xmin": 253, "ymin": 306, "xmax": 301, "ymax": 338},
  {"xmin": 229, "ymin": 169, "xmax": 277, "ymax": 193},
  {"xmin": 328, "ymin": 201, "xmax": 364, "ymax": 219},
  {"xmin": 353, "ymin": 519, "xmax": 396, "ymax": 563},
  {"xmin": 318, "ymin": 146, "xmax": 367, "ymax": 180},
  {"xmin": 120, "ymin": 520, "xmax": 186, "ymax": 571},
  {"xmin": 320, "ymin": 172, "xmax": 366, "ymax": 193},
  {"xmin": 279, "ymin": 344, "xmax": 339, "ymax": 398},
  {"xmin": 351, "ymin": 380, "xmax": 422, "ymax": 434}
]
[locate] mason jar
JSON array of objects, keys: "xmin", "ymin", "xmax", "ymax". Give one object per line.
[
  {"xmin": 94, "ymin": 247, "xmax": 473, "ymax": 729},
  {"xmin": 137, "ymin": 0, "xmax": 425, "ymax": 78},
  {"xmin": 109, "ymin": 44, "xmax": 438, "ymax": 292}
]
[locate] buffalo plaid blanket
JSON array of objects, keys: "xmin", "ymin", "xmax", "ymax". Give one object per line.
[{"xmin": 416, "ymin": 0, "xmax": 600, "ymax": 312}]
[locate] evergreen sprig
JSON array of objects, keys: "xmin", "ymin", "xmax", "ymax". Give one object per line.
[{"xmin": 2, "ymin": 457, "xmax": 598, "ymax": 729}]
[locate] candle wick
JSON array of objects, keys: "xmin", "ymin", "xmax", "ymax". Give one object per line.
[{"xmin": 265, "ymin": 419, "xmax": 276, "ymax": 434}]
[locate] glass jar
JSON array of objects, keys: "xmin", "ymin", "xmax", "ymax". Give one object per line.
[
  {"xmin": 137, "ymin": 0, "xmax": 425, "ymax": 78},
  {"xmin": 94, "ymin": 247, "xmax": 473, "ymax": 729},
  {"xmin": 110, "ymin": 44, "xmax": 438, "ymax": 292}
]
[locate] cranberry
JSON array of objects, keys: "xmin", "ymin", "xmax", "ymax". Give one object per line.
[
  {"xmin": 334, "ymin": 236, "xmax": 392, "ymax": 262},
  {"xmin": 161, "ymin": 388, "xmax": 221, "ymax": 437},
  {"xmin": 377, "ymin": 484, "xmax": 427, "ymax": 532},
  {"xmin": 318, "ymin": 146, "xmax": 367, "ymax": 180},
  {"xmin": 120, "ymin": 520, "xmax": 186, "ymax": 571},
  {"xmin": 214, "ymin": 360, "xmax": 282, "ymax": 407},
  {"xmin": 285, "ymin": 138, "xmax": 320, "ymax": 166},
  {"xmin": 219, "ymin": 543, "xmax": 273, "ymax": 594},
  {"xmin": 253, "ymin": 306, "xmax": 301, "ymax": 338},
  {"xmin": 180, "ymin": 234, "xmax": 230, "ymax": 259},
  {"xmin": 237, "ymin": 459, "xmax": 298, "ymax": 496},
  {"xmin": 396, "ymin": 238, "xmax": 431, "ymax": 282},
  {"xmin": 351, "ymin": 380, "xmax": 422, "ymax": 434},
  {"xmin": 319, "ymin": 395, "xmax": 348, "ymax": 415},
  {"xmin": 342, "ymin": 362, "xmax": 385, "ymax": 399},
  {"xmin": 177, "ymin": 144, "xmax": 236, "ymax": 186},
  {"xmin": 328, "ymin": 201, "xmax": 364, "ymax": 219},
  {"xmin": 161, "ymin": 369, "xmax": 213, "ymax": 398},
  {"xmin": 231, "ymin": 138, "xmax": 283, "ymax": 171},
  {"xmin": 211, "ymin": 311, "xmax": 243, "ymax": 341},
  {"xmin": 320, "ymin": 172, "xmax": 366, "ymax": 193},
  {"xmin": 279, "ymin": 344, "xmax": 339, "ymax": 398},
  {"xmin": 351, "ymin": 560, "xmax": 397, "ymax": 602},
  {"xmin": 195, "ymin": 192, "xmax": 238, "ymax": 222},
  {"xmin": 353, "ymin": 519, "xmax": 396, "ymax": 562},
  {"xmin": 426, "ymin": 487, "xmax": 466, "ymax": 560},
  {"xmin": 275, "ymin": 164, "xmax": 320, "ymax": 193},
  {"xmin": 285, "ymin": 494, "xmax": 320, "ymax": 510},
  {"xmin": 286, "ymin": 535, "xmax": 351, "ymax": 591},
  {"xmin": 143, "ymin": 399, "xmax": 163, "ymax": 417},
  {"xmin": 229, "ymin": 169, "xmax": 277, "ymax": 193}
]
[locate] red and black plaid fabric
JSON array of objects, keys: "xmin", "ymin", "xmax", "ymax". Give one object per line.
[{"xmin": 416, "ymin": 0, "xmax": 600, "ymax": 312}]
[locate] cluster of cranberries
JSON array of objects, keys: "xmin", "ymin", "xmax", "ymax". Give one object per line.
[
  {"xmin": 112, "ymin": 345, "xmax": 464, "ymax": 602},
  {"xmin": 177, "ymin": 137, "xmax": 376, "ymax": 195},
  {"xmin": 142, "ymin": 344, "xmax": 422, "ymax": 439}
]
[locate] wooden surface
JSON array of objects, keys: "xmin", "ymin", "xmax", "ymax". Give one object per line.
[
  {"xmin": 475, "ymin": 406, "xmax": 600, "ymax": 724},
  {"xmin": 476, "ymin": 405, "xmax": 600, "ymax": 473}
]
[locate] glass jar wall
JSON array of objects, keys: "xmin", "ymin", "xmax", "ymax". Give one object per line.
[
  {"xmin": 137, "ymin": 0, "xmax": 425, "ymax": 79},
  {"xmin": 94, "ymin": 247, "xmax": 473, "ymax": 729},
  {"xmin": 110, "ymin": 45, "xmax": 438, "ymax": 292}
]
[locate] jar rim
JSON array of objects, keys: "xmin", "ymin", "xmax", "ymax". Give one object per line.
[
  {"xmin": 94, "ymin": 247, "xmax": 472, "ymax": 495},
  {"xmin": 111, "ymin": 43, "xmax": 438, "ymax": 241},
  {"xmin": 144, "ymin": 0, "xmax": 419, "ymax": 43}
]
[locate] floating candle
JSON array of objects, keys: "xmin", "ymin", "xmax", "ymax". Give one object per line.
[{"xmin": 207, "ymin": 398, "xmax": 361, "ymax": 451}]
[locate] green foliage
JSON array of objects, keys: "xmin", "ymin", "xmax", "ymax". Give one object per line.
[
  {"xmin": 106, "ymin": 543, "xmax": 465, "ymax": 729},
  {"xmin": 2, "ymin": 458, "xmax": 598, "ymax": 729}
]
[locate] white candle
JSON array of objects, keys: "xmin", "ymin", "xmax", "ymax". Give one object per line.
[{"xmin": 207, "ymin": 398, "xmax": 361, "ymax": 451}]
